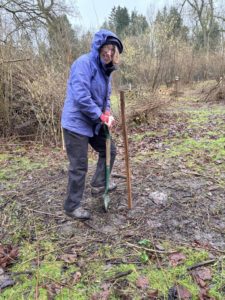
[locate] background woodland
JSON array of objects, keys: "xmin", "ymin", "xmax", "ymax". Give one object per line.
[{"xmin": 1, "ymin": 0, "xmax": 225, "ymax": 143}]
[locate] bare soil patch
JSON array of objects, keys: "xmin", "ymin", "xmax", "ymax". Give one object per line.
[{"xmin": 1, "ymin": 86, "xmax": 224, "ymax": 253}]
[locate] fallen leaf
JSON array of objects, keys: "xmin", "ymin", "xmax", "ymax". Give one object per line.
[
  {"xmin": 191, "ymin": 267, "xmax": 212, "ymax": 288},
  {"xmin": 168, "ymin": 285, "xmax": 192, "ymax": 300},
  {"xmin": 136, "ymin": 276, "xmax": 149, "ymax": 289},
  {"xmin": 71, "ymin": 271, "xmax": 81, "ymax": 285},
  {"xmin": 197, "ymin": 277, "xmax": 207, "ymax": 288},
  {"xmin": 0, "ymin": 244, "xmax": 19, "ymax": 269},
  {"xmin": 195, "ymin": 267, "xmax": 212, "ymax": 281},
  {"xmin": 42, "ymin": 282, "xmax": 62, "ymax": 298},
  {"xmin": 77, "ymin": 258, "xmax": 85, "ymax": 268},
  {"xmin": 169, "ymin": 252, "xmax": 186, "ymax": 266},
  {"xmin": 90, "ymin": 282, "xmax": 111, "ymax": 300},
  {"xmin": 176, "ymin": 285, "xmax": 192, "ymax": 299},
  {"xmin": 198, "ymin": 286, "xmax": 215, "ymax": 300},
  {"xmin": 90, "ymin": 290, "xmax": 110, "ymax": 300},
  {"xmin": 147, "ymin": 289, "xmax": 159, "ymax": 299},
  {"xmin": 60, "ymin": 253, "xmax": 77, "ymax": 264}
]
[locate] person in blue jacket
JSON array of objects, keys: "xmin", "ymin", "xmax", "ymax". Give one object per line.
[{"xmin": 61, "ymin": 29, "xmax": 123, "ymax": 220}]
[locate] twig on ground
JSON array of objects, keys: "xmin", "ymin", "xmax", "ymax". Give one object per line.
[
  {"xmin": 0, "ymin": 200, "xmax": 13, "ymax": 210},
  {"xmin": 125, "ymin": 242, "xmax": 175, "ymax": 254},
  {"xmin": 179, "ymin": 241, "xmax": 225, "ymax": 254},
  {"xmin": 25, "ymin": 175, "xmax": 65, "ymax": 195},
  {"xmin": 82, "ymin": 220, "xmax": 109, "ymax": 234},
  {"xmin": 21, "ymin": 240, "xmax": 100, "ymax": 266},
  {"xmin": 187, "ymin": 259, "xmax": 216, "ymax": 271},
  {"xmin": 25, "ymin": 207, "xmax": 63, "ymax": 218},
  {"xmin": 0, "ymin": 175, "xmax": 65, "ymax": 211},
  {"xmin": 41, "ymin": 274, "xmax": 72, "ymax": 289},
  {"xmin": 106, "ymin": 270, "xmax": 133, "ymax": 282},
  {"xmin": 38, "ymin": 222, "xmax": 77, "ymax": 235},
  {"xmin": 111, "ymin": 173, "xmax": 127, "ymax": 179},
  {"xmin": 8, "ymin": 271, "xmax": 34, "ymax": 276},
  {"xmin": 182, "ymin": 170, "xmax": 222, "ymax": 184}
]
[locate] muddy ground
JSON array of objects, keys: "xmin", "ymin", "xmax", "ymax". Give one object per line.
[{"xmin": 1, "ymin": 84, "xmax": 225, "ymax": 253}]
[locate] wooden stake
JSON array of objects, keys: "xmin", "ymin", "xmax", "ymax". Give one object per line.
[
  {"xmin": 120, "ymin": 90, "xmax": 132, "ymax": 209},
  {"xmin": 61, "ymin": 126, "xmax": 65, "ymax": 151}
]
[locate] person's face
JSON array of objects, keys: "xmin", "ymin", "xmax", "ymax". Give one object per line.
[{"xmin": 100, "ymin": 44, "xmax": 115, "ymax": 64}]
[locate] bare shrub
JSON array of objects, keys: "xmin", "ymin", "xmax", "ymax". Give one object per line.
[
  {"xmin": 0, "ymin": 0, "xmax": 79, "ymax": 144},
  {"xmin": 0, "ymin": 42, "xmax": 68, "ymax": 144},
  {"xmin": 202, "ymin": 77, "xmax": 225, "ymax": 102},
  {"xmin": 122, "ymin": 87, "xmax": 170, "ymax": 125},
  {"xmin": 119, "ymin": 26, "xmax": 225, "ymax": 91},
  {"xmin": 0, "ymin": 43, "xmax": 33, "ymax": 137},
  {"xmin": 25, "ymin": 61, "xmax": 68, "ymax": 144},
  {"xmin": 119, "ymin": 29, "xmax": 196, "ymax": 90}
]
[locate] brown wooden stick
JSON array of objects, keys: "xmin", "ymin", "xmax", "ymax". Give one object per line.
[
  {"xmin": 126, "ymin": 242, "xmax": 176, "ymax": 254},
  {"xmin": 187, "ymin": 259, "xmax": 216, "ymax": 271},
  {"xmin": 120, "ymin": 90, "xmax": 132, "ymax": 209},
  {"xmin": 0, "ymin": 58, "xmax": 31, "ymax": 64},
  {"xmin": 61, "ymin": 126, "xmax": 65, "ymax": 151},
  {"xmin": 111, "ymin": 173, "xmax": 126, "ymax": 179},
  {"xmin": 106, "ymin": 270, "xmax": 133, "ymax": 282}
]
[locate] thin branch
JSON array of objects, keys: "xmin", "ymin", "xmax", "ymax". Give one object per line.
[
  {"xmin": 106, "ymin": 270, "xmax": 133, "ymax": 282},
  {"xmin": 0, "ymin": 58, "xmax": 31, "ymax": 64},
  {"xmin": 179, "ymin": 0, "xmax": 187, "ymax": 14},
  {"xmin": 126, "ymin": 242, "xmax": 176, "ymax": 254},
  {"xmin": 187, "ymin": 259, "xmax": 216, "ymax": 271}
]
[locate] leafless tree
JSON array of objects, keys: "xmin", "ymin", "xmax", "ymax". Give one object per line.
[
  {"xmin": 181, "ymin": 0, "xmax": 215, "ymax": 49},
  {"xmin": 0, "ymin": 0, "xmax": 68, "ymax": 43}
]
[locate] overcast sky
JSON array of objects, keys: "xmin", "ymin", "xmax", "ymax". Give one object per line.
[{"xmin": 75, "ymin": 0, "xmax": 175, "ymax": 30}]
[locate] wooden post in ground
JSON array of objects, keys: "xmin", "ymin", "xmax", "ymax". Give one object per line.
[
  {"xmin": 175, "ymin": 76, "xmax": 179, "ymax": 97},
  {"xmin": 120, "ymin": 90, "xmax": 132, "ymax": 209},
  {"xmin": 61, "ymin": 126, "xmax": 65, "ymax": 151}
]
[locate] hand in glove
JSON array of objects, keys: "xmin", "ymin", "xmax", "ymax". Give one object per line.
[{"xmin": 100, "ymin": 113, "xmax": 115, "ymax": 128}]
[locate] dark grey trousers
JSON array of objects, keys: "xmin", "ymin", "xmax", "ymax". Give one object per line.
[{"xmin": 63, "ymin": 127, "xmax": 116, "ymax": 212}]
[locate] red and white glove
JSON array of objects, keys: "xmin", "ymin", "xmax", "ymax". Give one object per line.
[{"xmin": 100, "ymin": 112, "xmax": 115, "ymax": 128}]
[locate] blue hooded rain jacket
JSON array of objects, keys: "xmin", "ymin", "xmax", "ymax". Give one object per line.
[{"xmin": 61, "ymin": 29, "xmax": 123, "ymax": 137}]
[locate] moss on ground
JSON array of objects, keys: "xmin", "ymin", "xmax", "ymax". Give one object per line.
[
  {"xmin": 1, "ymin": 239, "xmax": 224, "ymax": 299},
  {"xmin": 1, "ymin": 85, "xmax": 225, "ymax": 299}
]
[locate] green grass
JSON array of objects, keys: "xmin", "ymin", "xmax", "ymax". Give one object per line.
[
  {"xmin": 187, "ymin": 108, "xmax": 224, "ymax": 127},
  {"xmin": 0, "ymin": 155, "xmax": 46, "ymax": 181},
  {"xmin": 1, "ymin": 87, "xmax": 225, "ymax": 299},
  {"xmin": 164, "ymin": 136, "xmax": 225, "ymax": 161},
  {"xmin": 132, "ymin": 105, "xmax": 225, "ymax": 180},
  {"xmin": 1, "ymin": 240, "xmax": 224, "ymax": 300},
  {"xmin": 110, "ymin": 94, "xmax": 120, "ymax": 115}
]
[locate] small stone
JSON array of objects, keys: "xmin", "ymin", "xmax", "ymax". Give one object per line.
[
  {"xmin": 155, "ymin": 244, "xmax": 165, "ymax": 251},
  {"xmin": 102, "ymin": 225, "xmax": 117, "ymax": 234},
  {"xmin": 59, "ymin": 223, "xmax": 76, "ymax": 237},
  {"xmin": 111, "ymin": 214, "xmax": 126, "ymax": 226},
  {"xmin": 0, "ymin": 268, "xmax": 15, "ymax": 290},
  {"xmin": 147, "ymin": 220, "xmax": 162, "ymax": 228},
  {"xmin": 149, "ymin": 191, "xmax": 168, "ymax": 206}
]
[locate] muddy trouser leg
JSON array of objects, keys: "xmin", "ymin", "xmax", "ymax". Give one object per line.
[
  {"xmin": 90, "ymin": 126, "xmax": 116, "ymax": 187},
  {"xmin": 63, "ymin": 129, "xmax": 89, "ymax": 212}
]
